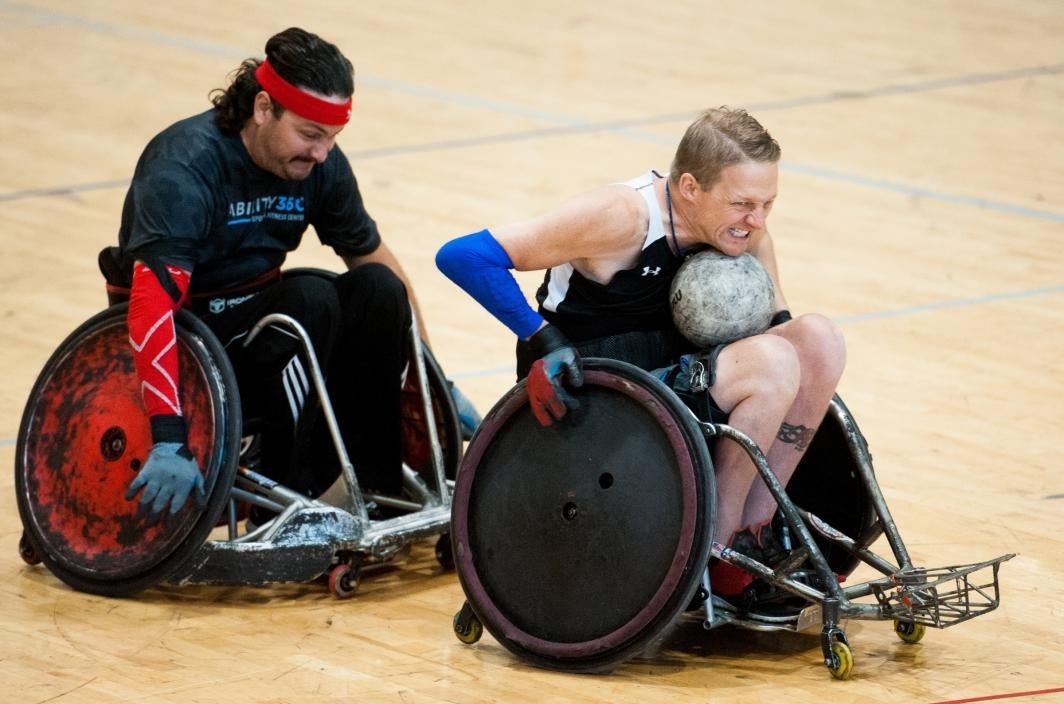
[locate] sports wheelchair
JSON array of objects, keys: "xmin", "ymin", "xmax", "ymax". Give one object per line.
[
  {"xmin": 15, "ymin": 265, "xmax": 461, "ymax": 599},
  {"xmin": 448, "ymin": 358, "xmax": 1012, "ymax": 679}
]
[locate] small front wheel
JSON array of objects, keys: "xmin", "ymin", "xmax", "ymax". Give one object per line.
[
  {"xmin": 453, "ymin": 601, "xmax": 483, "ymax": 644},
  {"xmin": 894, "ymin": 619, "xmax": 926, "ymax": 644},
  {"xmin": 18, "ymin": 532, "xmax": 41, "ymax": 566},
  {"xmin": 328, "ymin": 562, "xmax": 360, "ymax": 599},
  {"xmin": 435, "ymin": 534, "xmax": 454, "ymax": 570},
  {"xmin": 827, "ymin": 640, "xmax": 854, "ymax": 680}
]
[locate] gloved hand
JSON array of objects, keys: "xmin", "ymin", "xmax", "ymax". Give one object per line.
[
  {"xmin": 769, "ymin": 309, "xmax": 792, "ymax": 327},
  {"xmin": 525, "ymin": 324, "xmax": 583, "ymax": 426},
  {"xmin": 447, "ymin": 380, "xmax": 482, "ymax": 440},
  {"xmin": 126, "ymin": 442, "xmax": 207, "ymax": 524}
]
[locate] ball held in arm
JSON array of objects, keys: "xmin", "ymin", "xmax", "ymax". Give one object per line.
[{"xmin": 670, "ymin": 250, "xmax": 775, "ymax": 347}]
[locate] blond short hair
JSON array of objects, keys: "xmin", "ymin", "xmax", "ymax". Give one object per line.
[{"xmin": 670, "ymin": 107, "xmax": 781, "ymax": 189}]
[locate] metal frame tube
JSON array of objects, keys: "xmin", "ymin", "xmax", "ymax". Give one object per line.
[
  {"xmin": 243, "ymin": 313, "xmax": 367, "ymax": 520},
  {"xmin": 407, "ymin": 312, "xmax": 451, "ymax": 508}
]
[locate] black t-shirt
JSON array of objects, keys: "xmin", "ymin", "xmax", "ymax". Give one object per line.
[{"xmin": 117, "ymin": 110, "xmax": 380, "ymax": 292}]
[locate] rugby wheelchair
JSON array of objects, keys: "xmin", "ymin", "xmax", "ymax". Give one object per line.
[
  {"xmin": 15, "ymin": 256, "xmax": 462, "ymax": 599},
  {"xmin": 448, "ymin": 358, "xmax": 1013, "ymax": 679}
]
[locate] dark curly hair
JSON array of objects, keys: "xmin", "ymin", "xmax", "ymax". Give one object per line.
[{"xmin": 210, "ymin": 27, "xmax": 355, "ymax": 134}]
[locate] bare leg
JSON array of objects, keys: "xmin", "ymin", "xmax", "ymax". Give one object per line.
[
  {"xmin": 707, "ymin": 334, "xmax": 800, "ymax": 546},
  {"xmin": 739, "ymin": 314, "xmax": 845, "ymax": 531},
  {"xmin": 706, "ymin": 314, "xmax": 846, "ymax": 547}
]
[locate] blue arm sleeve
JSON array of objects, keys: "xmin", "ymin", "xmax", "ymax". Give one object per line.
[{"xmin": 436, "ymin": 229, "xmax": 545, "ymax": 339}]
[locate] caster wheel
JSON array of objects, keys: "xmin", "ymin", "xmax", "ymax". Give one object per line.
[
  {"xmin": 453, "ymin": 601, "xmax": 483, "ymax": 645},
  {"xmin": 328, "ymin": 562, "xmax": 360, "ymax": 599},
  {"xmin": 894, "ymin": 619, "xmax": 926, "ymax": 644},
  {"xmin": 827, "ymin": 640, "xmax": 854, "ymax": 680},
  {"xmin": 435, "ymin": 534, "xmax": 454, "ymax": 570},
  {"xmin": 18, "ymin": 533, "xmax": 41, "ymax": 566}
]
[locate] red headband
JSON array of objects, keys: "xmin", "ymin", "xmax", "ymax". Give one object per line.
[{"xmin": 254, "ymin": 59, "xmax": 352, "ymax": 125}]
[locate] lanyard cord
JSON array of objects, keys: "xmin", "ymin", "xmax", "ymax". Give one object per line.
[{"xmin": 665, "ymin": 178, "xmax": 684, "ymax": 257}]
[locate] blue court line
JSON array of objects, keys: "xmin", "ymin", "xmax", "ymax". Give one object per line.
[
  {"xmin": 445, "ymin": 284, "xmax": 1064, "ymax": 380},
  {"xmin": 834, "ymin": 284, "xmax": 1064, "ymax": 325},
  {"xmin": 0, "ymin": 179, "xmax": 128, "ymax": 203},
  {"xmin": 2, "ymin": 283, "xmax": 1061, "ymax": 444},
  {"xmin": 4, "ymin": 155, "xmax": 1063, "ymax": 224},
  {"xmin": 1, "ymin": 284, "xmax": 1060, "ymax": 444},
  {"xmin": 781, "ymin": 164, "xmax": 1064, "ymax": 223},
  {"xmin": 0, "ymin": 1, "xmax": 252, "ymax": 60},
  {"xmin": 7, "ymin": 1, "xmax": 1061, "ymax": 128},
  {"xmin": 449, "ymin": 365, "xmax": 517, "ymax": 381},
  {"xmin": 2, "ymin": 2, "xmax": 1063, "ymax": 221}
]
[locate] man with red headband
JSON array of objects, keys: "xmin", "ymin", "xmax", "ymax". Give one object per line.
[{"xmin": 111, "ymin": 27, "xmax": 477, "ymax": 524}]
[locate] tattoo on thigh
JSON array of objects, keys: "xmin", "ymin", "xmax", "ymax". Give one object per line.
[{"xmin": 778, "ymin": 422, "xmax": 815, "ymax": 452}]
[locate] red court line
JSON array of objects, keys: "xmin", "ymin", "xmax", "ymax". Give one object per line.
[{"xmin": 932, "ymin": 686, "xmax": 1064, "ymax": 704}]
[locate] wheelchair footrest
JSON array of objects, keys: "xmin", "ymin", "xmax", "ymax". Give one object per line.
[{"xmin": 875, "ymin": 553, "xmax": 1015, "ymax": 628}]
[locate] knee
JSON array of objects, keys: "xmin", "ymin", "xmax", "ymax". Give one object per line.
[
  {"xmin": 785, "ymin": 313, "xmax": 846, "ymax": 384},
  {"xmin": 266, "ymin": 276, "xmax": 341, "ymax": 348},
  {"xmin": 337, "ymin": 264, "xmax": 408, "ymax": 309},
  {"xmin": 286, "ymin": 275, "xmax": 341, "ymax": 314},
  {"xmin": 335, "ymin": 264, "xmax": 412, "ymax": 331},
  {"xmin": 743, "ymin": 335, "xmax": 802, "ymax": 401}
]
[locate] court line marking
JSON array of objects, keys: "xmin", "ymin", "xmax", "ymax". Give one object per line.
[
  {"xmin": 833, "ymin": 285, "xmax": 1064, "ymax": 325},
  {"xmin": 4, "ymin": 158, "xmax": 1063, "ymax": 224},
  {"xmin": 444, "ymin": 283, "xmax": 1064, "ymax": 379},
  {"xmin": 0, "ymin": 179, "xmax": 128, "ymax": 203},
  {"xmin": 1, "ymin": 3, "xmax": 1062, "ymax": 221},
  {"xmin": 2, "ymin": 283, "xmax": 1063, "ymax": 444},
  {"xmin": 2, "ymin": 3, "xmax": 1062, "ymax": 438},
  {"xmin": 3, "ymin": 154, "xmax": 1061, "ymax": 226},
  {"xmin": 4, "ymin": 1, "xmax": 1063, "ymax": 129},
  {"xmin": 931, "ymin": 685, "xmax": 1064, "ymax": 704}
]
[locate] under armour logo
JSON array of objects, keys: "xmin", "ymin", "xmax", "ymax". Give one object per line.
[{"xmin": 641, "ymin": 266, "xmax": 661, "ymax": 277}]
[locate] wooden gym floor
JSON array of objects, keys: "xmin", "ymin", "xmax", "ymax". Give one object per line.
[{"xmin": 1, "ymin": 1, "xmax": 1062, "ymax": 701}]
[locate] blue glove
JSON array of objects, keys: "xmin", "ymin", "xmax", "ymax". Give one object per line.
[
  {"xmin": 447, "ymin": 380, "xmax": 482, "ymax": 440},
  {"xmin": 526, "ymin": 325, "xmax": 583, "ymax": 426},
  {"xmin": 126, "ymin": 442, "xmax": 207, "ymax": 523}
]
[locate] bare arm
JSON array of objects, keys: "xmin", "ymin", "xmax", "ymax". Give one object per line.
[
  {"xmin": 492, "ymin": 184, "xmax": 649, "ymax": 281},
  {"xmin": 435, "ymin": 184, "xmax": 650, "ymax": 342}
]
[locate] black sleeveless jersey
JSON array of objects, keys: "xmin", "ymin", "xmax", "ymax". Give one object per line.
[
  {"xmin": 117, "ymin": 110, "xmax": 379, "ymax": 293},
  {"xmin": 535, "ymin": 171, "xmax": 684, "ymax": 342}
]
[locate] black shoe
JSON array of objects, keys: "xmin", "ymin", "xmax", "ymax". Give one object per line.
[
  {"xmin": 685, "ymin": 584, "xmax": 711, "ymax": 612},
  {"xmin": 366, "ymin": 500, "xmax": 408, "ymax": 520},
  {"xmin": 756, "ymin": 523, "xmax": 789, "ymax": 567},
  {"xmin": 244, "ymin": 505, "xmax": 277, "ymax": 534},
  {"xmin": 730, "ymin": 529, "xmax": 765, "ymax": 563},
  {"xmin": 744, "ymin": 586, "xmax": 810, "ymax": 616},
  {"xmin": 721, "ymin": 527, "xmax": 806, "ymax": 615}
]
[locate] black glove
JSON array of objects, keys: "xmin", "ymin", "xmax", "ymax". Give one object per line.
[
  {"xmin": 525, "ymin": 325, "xmax": 583, "ymax": 426},
  {"xmin": 770, "ymin": 309, "xmax": 792, "ymax": 327}
]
